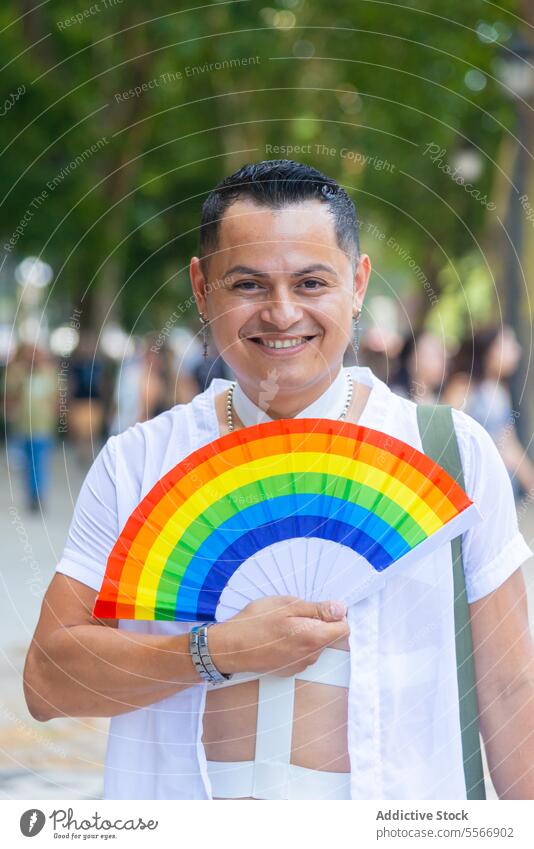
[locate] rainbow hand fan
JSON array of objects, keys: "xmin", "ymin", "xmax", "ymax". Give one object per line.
[{"xmin": 92, "ymin": 418, "xmax": 482, "ymax": 623}]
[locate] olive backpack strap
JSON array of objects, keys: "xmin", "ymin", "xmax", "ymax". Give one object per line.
[{"xmin": 416, "ymin": 403, "xmax": 486, "ymax": 800}]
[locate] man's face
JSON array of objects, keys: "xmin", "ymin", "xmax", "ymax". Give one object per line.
[{"xmin": 190, "ymin": 198, "xmax": 371, "ymax": 397}]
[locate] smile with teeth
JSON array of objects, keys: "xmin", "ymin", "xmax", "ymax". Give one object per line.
[{"xmin": 249, "ymin": 336, "xmax": 316, "ymax": 349}]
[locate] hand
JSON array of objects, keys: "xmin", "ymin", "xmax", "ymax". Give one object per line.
[{"xmin": 208, "ymin": 595, "xmax": 349, "ymax": 677}]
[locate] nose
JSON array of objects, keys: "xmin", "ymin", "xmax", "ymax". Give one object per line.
[{"xmin": 259, "ymin": 292, "xmax": 304, "ymax": 329}]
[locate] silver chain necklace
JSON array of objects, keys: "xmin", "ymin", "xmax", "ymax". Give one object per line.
[{"xmin": 226, "ymin": 370, "xmax": 354, "ymax": 432}]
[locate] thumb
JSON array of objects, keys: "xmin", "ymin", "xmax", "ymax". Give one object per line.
[{"xmin": 317, "ymin": 599, "xmax": 348, "ymax": 622}]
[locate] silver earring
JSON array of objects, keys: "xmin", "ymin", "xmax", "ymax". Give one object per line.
[
  {"xmin": 352, "ymin": 308, "xmax": 361, "ymax": 358},
  {"xmin": 199, "ymin": 313, "xmax": 209, "ymax": 360}
]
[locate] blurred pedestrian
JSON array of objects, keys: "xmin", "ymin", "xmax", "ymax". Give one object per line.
[
  {"xmin": 67, "ymin": 331, "xmax": 105, "ymax": 465},
  {"xmin": 109, "ymin": 335, "xmax": 170, "ymax": 434},
  {"xmin": 444, "ymin": 325, "xmax": 534, "ymax": 497},
  {"xmin": 6, "ymin": 343, "xmax": 58, "ymax": 511},
  {"xmin": 390, "ymin": 330, "xmax": 448, "ymax": 403},
  {"xmin": 167, "ymin": 326, "xmax": 205, "ymax": 405}
]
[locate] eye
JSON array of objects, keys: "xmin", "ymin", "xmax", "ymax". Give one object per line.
[
  {"xmin": 234, "ymin": 280, "xmax": 260, "ymax": 290},
  {"xmin": 299, "ymin": 278, "xmax": 326, "ymax": 289}
]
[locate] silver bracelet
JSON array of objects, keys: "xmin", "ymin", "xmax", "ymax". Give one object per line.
[{"xmin": 189, "ymin": 623, "xmax": 232, "ymax": 685}]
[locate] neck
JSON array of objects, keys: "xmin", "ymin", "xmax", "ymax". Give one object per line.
[{"xmin": 232, "ymin": 364, "xmax": 350, "ymax": 426}]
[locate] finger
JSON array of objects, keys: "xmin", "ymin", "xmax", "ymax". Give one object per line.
[
  {"xmin": 325, "ymin": 620, "xmax": 350, "ymax": 644},
  {"xmin": 317, "ymin": 600, "xmax": 348, "ymax": 622},
  {"xmin": 285, "ymin": 598, "xmax": 348, "ymax": 622},
  {"xmin": 309, "ymin": 619, "xmax": 350, "ymax": 646},
  {"xmin": 287, "ymin": 617, "xmax": 349, "ymax": 653}
]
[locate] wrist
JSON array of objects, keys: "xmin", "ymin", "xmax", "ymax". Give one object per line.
[
  {"xmin": 208, "ymin": 621, "xmax": 242, "ymax": 676},
  {"xmin": 189, "ymin": 623, "xmax": 232, "ymax": 684}
]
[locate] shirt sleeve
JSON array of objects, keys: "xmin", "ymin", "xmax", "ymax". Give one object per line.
[
  {"xmin": 55, "ymin": 435, "xmax": 119, "ymax": 591},
  {"xmin": 453, "ymin": 409, "xmax": 533, "ymax": 603}
]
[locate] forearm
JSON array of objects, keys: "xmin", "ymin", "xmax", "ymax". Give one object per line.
[
  {"xmin": 481, "ymin": 679, "xmax": 534, "ymax": 799},
  {"xmin": 25, "ymin": 623, "xmax": 218, "ymax": 721},
  {"xmin": 24, "ymin": 595, "xmax": 349, "ymax": 722}
]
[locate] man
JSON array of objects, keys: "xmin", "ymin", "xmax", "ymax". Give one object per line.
[{"xmin": 24, "ymin": 160, "xmax": 534, "ymax": 800}]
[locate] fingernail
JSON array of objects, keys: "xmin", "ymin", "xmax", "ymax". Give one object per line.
[{"xmin": 329, "ymin": 601, "xmax": 346, "ymax": 618}]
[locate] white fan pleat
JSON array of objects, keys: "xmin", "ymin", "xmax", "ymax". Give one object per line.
[
  {"xmin": 306, "ymin": 536, "xmax": 322, "ymax": 600},
  {"xmin": 292, "ymin": 537, "xmax": 309, "ymax": 599},
  {"xmin": 257, "ymin": 543, "xmax": 299, "ymax": 598},
  {"xmin": 214, "ymin": 537, "xmax": 384, "ymax": 622}
]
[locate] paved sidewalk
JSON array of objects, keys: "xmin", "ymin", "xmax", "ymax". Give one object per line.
[
  {"xmin": 1, "ymin": 444, "xmax": 534, "ymax": 800},
  {"xmin": 1, "ymin": 443, "xmax": 108, "ymax": 799}
]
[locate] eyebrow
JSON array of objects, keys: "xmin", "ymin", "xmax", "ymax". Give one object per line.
[{"xmin": 223, "ymin": 263, "xmax": 337, "ymax": 278}]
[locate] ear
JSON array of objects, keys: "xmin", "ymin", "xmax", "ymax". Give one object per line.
[
  {"xmin": 190, "ymin": 256, "xmax": 208, "ymax": 316},
  {"xmin": 353, "ymin": 253, "xmax": 371, "ymax": 316}
]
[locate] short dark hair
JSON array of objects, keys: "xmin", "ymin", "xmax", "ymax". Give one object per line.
[{"xmin": 198, "ymin": 159, "xmax": 360, "ymax": 274}]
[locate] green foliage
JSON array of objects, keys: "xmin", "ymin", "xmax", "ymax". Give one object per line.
[{"xmin": 0, "ymin": 0, "xmax": 520, "ymax": 331}]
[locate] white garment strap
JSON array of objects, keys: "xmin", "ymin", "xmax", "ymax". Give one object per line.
[
  {"xmin": 205, "ymin": 648, "xmax": 351, "ymax": 799},
  {"xmin": 208, "ymin": 760, "xmax": 351, "ymax": 800},
  {"xmin": 208, "ymin": 760, "xmax": 255, "ymax": 799},
  {"xmin": 253, "ymin": 674, "xmax": 295, "ymax": 798},
  {"xmin": 296, "ymin": 647, "xmax": 350, "ymax": 687},
  {"xmin": 208, "ymin": 648, "xmax": 350, "ymax": 691}
]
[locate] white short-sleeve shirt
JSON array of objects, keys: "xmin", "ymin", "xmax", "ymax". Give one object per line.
[{"xmin": 55, "ymin": 365, "xmax": 533, "ymax": 799}]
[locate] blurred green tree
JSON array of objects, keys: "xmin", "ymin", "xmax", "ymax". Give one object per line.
[{"xmin": 0, "ymin": 0, "xmax": 521, "ymax": 336}]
